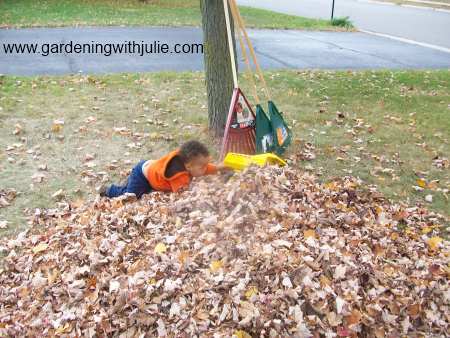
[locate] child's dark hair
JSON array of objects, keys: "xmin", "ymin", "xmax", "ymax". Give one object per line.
[{"xmin": 179, "ymin": 140, "xmax": 210, "ymax": 163}]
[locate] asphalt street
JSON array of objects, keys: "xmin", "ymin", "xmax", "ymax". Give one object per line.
[
  {"xmin": 1, "ymin": 27, "xmax": 449, "ymax": 76},
  {"xmin": 237, "ymin": 0, "xmax": 450, "ymax": 49}
]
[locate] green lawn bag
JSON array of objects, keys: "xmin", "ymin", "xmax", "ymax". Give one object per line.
[
  {"xmin": 268, "ymin": 101, "xmax": 292, "ymax": 155},
  {"xmin": 255, "ymin": 104, "xmax": 274, "ymax": 153}
]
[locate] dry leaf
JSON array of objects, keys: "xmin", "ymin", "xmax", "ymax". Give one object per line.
[
  {"xmin": 32, "ymin": 243, "xmax": 48, "ymax": 254},
  {"xmin": 234, "ymin": 330, "xmax": 252, "ymax": 338},
  {"xmin": 345, "ymin": 309, "xmax": 362, "ymax": 326},
  {"xmin": 13, "ymin": 124, "xmax": 23, "ymax": 135},
  {"xmin": 327, "ymin": 311, "xmax": 341, "ymax": 327},
  {"xmin": 416, "ymin": 178, "xmax": 427, "ymax": 188},
  {"xmin": 304, "ymin": 229, "xmax": 316, "ymax": 239},
  {"xmin": 154, "ymin": 242, "xmax": 167, "ymax": 254},
  {"xmin": 55, "ymin": 323, "xmax": 72, "ymax": 334},
  {"xmin": 52, "ymin": 189, "xmax": 64, "ymax": 200},
  {"xmin": 421, "ymin": 226, "xmax": 433, "ymax": 234},
  {"xmin": 109, "ymin": 280, "xmax": 120, "ymax": 293},
  {"xmin": 51, "ymin": 119, "xmax": 64, "ymax": 133},
  {"xmin": 334, "ymin": 265, "xmax": 347, "ymax": 280},
  {"xmin": 210, "ymin": 260, "xmax": 223, "ymax": 273},
  {"xmin": 336, "ymin": 296, "xmax": 346, "ymax": 314},
  {"xmin": 178, "ymin": 251, "xmax": 189, "ymax": 264},
  {"xmin": 407, "ymin": 303, "xmax": 421, "ymax": 318},
  {"xmin": 428, "ymin": 236, "xmax": 442, "ymax": 251},
  {"xmin": 245, "ymin": 286, "xmax": 258, "ymax": 300},
  {"xmin": 282, "ymin": 276, "xmax": 293, "ymax": 288}
]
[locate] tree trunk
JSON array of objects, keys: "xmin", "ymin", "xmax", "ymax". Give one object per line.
[{"xmin": 200, "ymin": 0, "xmax": 237, "ymax": 138}]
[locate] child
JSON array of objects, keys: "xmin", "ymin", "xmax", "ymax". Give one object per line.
[{"xmin": 100, "ymin": 140, "xmax": 227, "ymax": 198}]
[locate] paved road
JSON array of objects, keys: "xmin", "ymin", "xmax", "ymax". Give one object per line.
[
  {"xmin": 238, "ymin": 0, "xmax": 450, "ymax": 49},
  {"xmin": 1, "ymin": 27, "xmax": 450, "ymax": 76}
]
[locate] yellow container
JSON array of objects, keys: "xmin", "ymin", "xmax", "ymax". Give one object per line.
[{"xmin": 224, "ymin": 152, "xmax": 287, "ymax": 171}]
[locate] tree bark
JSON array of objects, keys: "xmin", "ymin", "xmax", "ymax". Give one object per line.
[{"xmin": 200, "ymin": 0, "xmax": 237, "ymax": 138}]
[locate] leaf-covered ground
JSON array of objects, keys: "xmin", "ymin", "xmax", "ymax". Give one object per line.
[
  {"xmin": 0, "ymin": 166, "xmax": 448, "ymax": 336},
  {"xmin": 0, "ymin": 0, "xmax": 337, "ymax": 30},
  {"xmin": 0, "ymin": 70, "xmax": 448, "ymax": 237}
]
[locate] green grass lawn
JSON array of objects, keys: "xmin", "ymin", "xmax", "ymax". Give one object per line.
[
  {"xmin": 0, "ymin": 0, "xmax": 338, "ymax": 30},
  {"xmin": 0, "ymin": 70, "xmax": 449, "ymax": 238}
]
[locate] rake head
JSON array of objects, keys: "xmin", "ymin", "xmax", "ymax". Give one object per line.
[{"xmin": 220, "ymin": 88, "xmax": 256, "ymax": 160}]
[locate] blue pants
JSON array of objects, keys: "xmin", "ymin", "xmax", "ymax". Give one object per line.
[{"xmin": 106, "ymin": 160, "xmax": 153, "ymax": 199}]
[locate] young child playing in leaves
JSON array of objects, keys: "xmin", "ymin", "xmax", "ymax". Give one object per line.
[{"xmin": 100, "ymin": 140, "xmax": 228, "ymax": 198}]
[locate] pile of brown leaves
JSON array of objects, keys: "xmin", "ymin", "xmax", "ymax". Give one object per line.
[{"xmin": 0, "ymin": 167, "xmax": 448, "ymax": 337}]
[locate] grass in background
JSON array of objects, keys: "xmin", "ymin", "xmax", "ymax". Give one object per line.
[
  {"xmin": 0, "ymin": 0, "xmax": 344, "ymax": 30},
  {"xmin": 331, "ymin": 16, "xmax": 354, "ymax": 29},
  {"xmin": 0, "ymin": 70, "xmax": 449, "ymax": 238}
]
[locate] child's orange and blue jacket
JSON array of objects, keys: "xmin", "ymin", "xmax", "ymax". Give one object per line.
[{"xmin": 143, "ymin": 150, "xmax": 217, "ymax": 192}]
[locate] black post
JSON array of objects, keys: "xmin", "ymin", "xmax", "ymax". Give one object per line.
[{"xmin": 331, "ymin": 0, "xmax": 335, "ymax": 20}]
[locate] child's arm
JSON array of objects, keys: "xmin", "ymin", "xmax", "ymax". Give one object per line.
[
  {"xmin": 216, "ymin": 164, "xmax": 233, "ymax": 172},
  {"xmin": 205, "ymin": 163, "xmax": 233, "ymax": 175},
  {"xmin": 205, "ymin": 163, "xmax": 218, "ymax": 175}
]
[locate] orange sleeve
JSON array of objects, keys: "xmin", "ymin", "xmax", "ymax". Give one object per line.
[
  {"xmin": 169, "ymin": 175, "xmax": 191, "ymax": 192},
  {"xmin": 205, "ymin": 163, "xmax": 218, "ymax": 175}
]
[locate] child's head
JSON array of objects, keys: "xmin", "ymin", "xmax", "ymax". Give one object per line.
[{"xmin": 179, "ymin": 140, "xmax": 211, "ymax": 177}]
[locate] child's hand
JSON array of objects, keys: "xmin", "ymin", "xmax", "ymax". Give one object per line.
[
  {"xmin": 216, "ymin": 164, "xmax": 233, "ymax": 172},
  {"xmin": 217, "ymin": 164, "xmax": 235, "ymax": 183}
]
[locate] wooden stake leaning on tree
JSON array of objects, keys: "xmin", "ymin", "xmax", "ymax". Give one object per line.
[
  {"xmin": 228, "ymin": 0, "xmax": 271, "ymax": 100},
  {"xmin": 223, "ymin": 0, "xmax": 238, "ymax": 90},
  {"xmin": 228, "ymin": 0, "xmax": 259, "ymax": 105}
]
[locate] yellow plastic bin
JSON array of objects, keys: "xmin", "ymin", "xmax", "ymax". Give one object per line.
[{"xmin": 224, "ymin": 152, "xmax": 287, "ymax": 171}]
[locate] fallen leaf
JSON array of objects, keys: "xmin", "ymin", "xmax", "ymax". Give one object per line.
[
  {"xmin": 320, "ymin": 275, "xmax": 331, "ymax": 287},
  {"xmin": 427, "ymin": 180, "xmax": 438, "ymax": 189},
  {"xmin": 407, "ymin": 303, "xmax": 421, "ymax": 318},
  {"xmin": 345, "ymin": 309, "xmax": 362, "ymax": 326},
  {"xmin": 428, "ymin": 236, "xmax": 442, "ymax": 251},
  {"xmin": 210, "ymin": 260, "xmax": 223, "ymax": 273},
  {"xmin": 55, "ymin": 323, "xmax": 72, "ymax": 334},
  {"xmin": 336, "ymin": 296, "xmax": 346, "ymax": 314},
  {"xmin": 52, "ymin": 189, "xmax": 64, "ymax": 200},
  {"xmin": 421, "ymin": 226, "xmax": 433, "ymax": 234},
  {"xmin": 31, "ymin": 173, "xmax": 46, "ymax": 183},
  {"xmin": 109, "ymin": 280, "xmax": 120, "ymax": 293},
  {"xmin": 337, "ymin": 326, "xmax": 351, "ymax": 337},
  {"xmin": 13, "ymin": 124, "xmax": 23, "ymax": 135},
  {"xmin": 245, "ymin": 286, "xmax": 258, "ymax": 300},
  {"xmin": 282, "ymin": 276, "xmax": 293, "ymax": 288},
  {"xmin": 51, "ymin": 119, "xmax": 64, "ymax": 133},
  {"xmin": 234, "ymin": 330, "xmax": 252, "ymax": 338},
  {"xmin": 178, "ymin": 251, "xmax": 189, "ymax": 264},
  {"xmin": 334, "ymin": 265, "xmax": 347, "ymax": 280},
  {"xmin": 154, "ymin": 243, "xmax": 167, "ymax": 255},
  {"xmin": 304, "ymin": 229, "xmax": 316, "ymax": 239},
  {"xmin": 416, "ymin": 178, "xmax": 427, "ymax": 188},
  {"xmin": 32, "ymin": 243, "xmax": 48, "ymax": 254}
]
